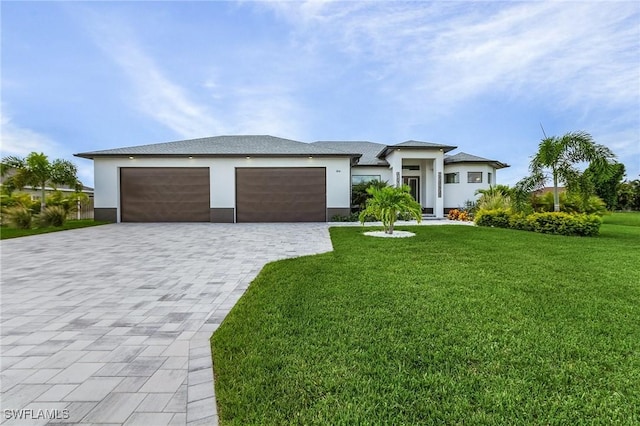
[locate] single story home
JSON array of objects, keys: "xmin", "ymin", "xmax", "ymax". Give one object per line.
[{"xmin": 75, "ymin": 135, "xmax": 509, "ymax": 223}]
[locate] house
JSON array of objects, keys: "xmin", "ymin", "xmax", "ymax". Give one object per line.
[{"xmin": 74, "ymin": 135, "xmax": 509, "ymax": 223}]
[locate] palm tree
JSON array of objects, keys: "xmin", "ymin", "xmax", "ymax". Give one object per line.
[
  {"xmin": 518, "ymin": 131, "xmax": 615, "ymax": 212},
  {"xmin": 1, "ymin": 152, "xmax": 80, "ymax": 211},
  {"xmin": 359, "ymin": 184, "xmax": 422, "ymax": 234}
]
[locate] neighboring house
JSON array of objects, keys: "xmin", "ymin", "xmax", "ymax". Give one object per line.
[
  {"xmin": 0, "ymin": 170, "xmax": 94, "ymax": 201},
  {"xmin": 75, "ymin": 135, "xmax": 508, "ymax": 223}
]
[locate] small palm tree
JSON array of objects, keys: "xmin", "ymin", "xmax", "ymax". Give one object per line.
[
  {"xmin": 518, "ymin": 131, "xmax": 615, "ymax": 212},
  {"xmin": 1, "ymin": 152, "xmax": 80, "ymax": 211},
  {"xmin": 359, "ymin": 184, "xmax": 422, "ymax": 234}
]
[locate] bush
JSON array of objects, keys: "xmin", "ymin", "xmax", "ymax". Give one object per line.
[
  {"xmin": 475, "ymin": 209, "xmax": 602, "ymax": 236},
  {"xmin": 531, "ymin": 191, "xmax": 606, "ymax": 215},
  {"xmin": 525, "ymin": 212, "xmax": 602, "ymax": 236},
  {"xmin": 475, "ymin": 209, "xmax": 511, "ymax": 228},
  {"xmin": 38, "ymin": 206, "xmax": 67, "ymax": 227},
  {"xmin": 447, "ymin": 209, "xmax": 472, "ymax": 221},
  {"xmin": 331, "ymin": 212, "xmax": 360, "ymax": 222},
  {"xmin": 4, "ymin": 206, "xmax": 33, "ymax": 229}
]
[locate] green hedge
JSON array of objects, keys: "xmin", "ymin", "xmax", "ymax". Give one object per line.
[{"xmin": 475, "ymin": 209, "xmax": 603, "ymax": 236}]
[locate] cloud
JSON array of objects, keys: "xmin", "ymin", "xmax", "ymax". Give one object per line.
[
  {"xmin": 80, "ymin": 15, "xmax": 224, "ymax": 139},
  {"xmin": 262, "ymin": 2, "xmax": 639, "ymax": 114},
  {"xmin": 0, "ymin": 109, "xmax": 59, "ymax": 157},
  {"xmin": 0, "ymin": 107, "xmax": 94, "ymax": 186}
]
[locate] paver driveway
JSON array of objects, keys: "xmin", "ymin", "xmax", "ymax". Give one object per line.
[{"xmin": 0, "ymin": 223, "xmax": 333, "ymax": 425}]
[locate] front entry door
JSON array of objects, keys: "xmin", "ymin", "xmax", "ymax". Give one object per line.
[{"xmin": 403, "ymin": 177, "xmax": 420, "ymax": 203}]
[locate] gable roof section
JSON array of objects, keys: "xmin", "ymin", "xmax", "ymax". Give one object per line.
[
  {"xmin": 445, "ymin": 152, "xmax": 509, "ymax": 169},
  {"xmin": 312, "ymin": 141, "xmax": 388, "ymax": 166},
  {"xmin": 75, "ymin": 135, "xmax": 361, "ymax": 160},
  {"xmin": 377, "ymin": 140, "xmax": 457, "ymax": 158}
]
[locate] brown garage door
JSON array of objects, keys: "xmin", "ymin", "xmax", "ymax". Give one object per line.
[
  {"xmin": 120, "ymin": 167, "xmax": 210, "ymax": 222},
  {"xmin": 236, "ymin": 168, "xmax": 326, "ymax": 222}
]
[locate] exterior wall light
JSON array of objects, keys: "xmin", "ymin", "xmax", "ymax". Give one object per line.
[{"xmin": 128, "ymin": 156, "xmax": 134, "ymax": 159}]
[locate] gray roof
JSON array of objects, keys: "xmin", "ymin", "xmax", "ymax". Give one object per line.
[
  {"xmin": 445, "ymin": 152, "xmax": 509, "ymax": 169},
  {"xmin": 377, "ymin": 140, "xmax": 457, "ymax": 158},
  {"xmin": 312, "ymin": 141, "xmax": 388, "ymax": 166},
  {"xmin": 75, "ymin": 135, "xmax": 361, "ymax": 159}
]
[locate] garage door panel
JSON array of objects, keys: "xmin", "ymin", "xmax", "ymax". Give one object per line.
[
  {"xmin": 121, "ymin": 168, "xmax": 210, "ymax": 222},
  {"xmin": 236, "ymin": 168, "xmax": 326, "ymax": 222}
]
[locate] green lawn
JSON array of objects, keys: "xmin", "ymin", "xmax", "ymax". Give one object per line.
[
  {"xmin": 0, "ymin": 219, "xmax": 109, "ymax": 239},
  {"xmin": 212, "ymin": 213, "xmax": 640, "ymax": 425}
]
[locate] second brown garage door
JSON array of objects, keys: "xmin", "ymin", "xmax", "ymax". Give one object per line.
[
  {"xmin": 236, "ymin": 167, "xmax": 326, "ymax": 222},
  {"xmin": 120, "ymin": 167, "xmax": 210, "ymax": 222}
]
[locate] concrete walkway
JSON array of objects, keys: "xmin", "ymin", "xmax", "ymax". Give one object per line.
[{"xmin": 0, "ymin": 223, "xmax": 333, "ymax": 425}]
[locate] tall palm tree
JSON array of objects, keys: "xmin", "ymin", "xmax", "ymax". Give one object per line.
[
  {"xmin": 1, "ymin": 152, "xmax": 80, "ymax": 211},
  {"xmin": 520, "ymin": 131, "xmax": 615, "ymax": 212},
  {"xmin": 359, "ymin": 184, "xmax": 422, "ymax": 234}
]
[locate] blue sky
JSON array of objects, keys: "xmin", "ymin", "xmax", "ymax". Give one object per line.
[{"xmin": 2, "ymin": 1, "xmax": 639, "ymax": 187}]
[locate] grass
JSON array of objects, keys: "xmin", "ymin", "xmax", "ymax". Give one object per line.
[
  {"xmin": 604, "ymin": 211, "xmax": 640, "ymax": 227},
  {"xmin": 0, "ymin": 219, "xmax": 109, "ymax": 239},
  {"xmin": 212, "ymin": 213, "xmax": 640, "ymax": 425}
]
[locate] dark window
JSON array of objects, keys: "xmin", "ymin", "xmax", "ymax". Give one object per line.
[
  {"xmin": 467, "ymin": 172, "xmax": 482, "ymax": 183},
  {"xmin": 352, "ymin": 175, "xmax": 381, "ymax": 185},
  {"xmin": 445, "ymin": 173, "xmax": 459, "ymax": 184}
]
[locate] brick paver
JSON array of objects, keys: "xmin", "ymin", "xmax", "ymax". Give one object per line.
[{"xmin": 1, "ymin": 223, "xmax": 332, "ymax": 425}]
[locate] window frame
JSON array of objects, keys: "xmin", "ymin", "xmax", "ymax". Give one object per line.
[
  {"xmin": 351, "ymin": 175, "xmax": 382, "ymax": 185},
  {"xmin": 467, "ymin": 172, "xmax": 483, "ymax": 183},
  {"xmin": 444, "ymin": 172, "xmax": 459, "ymax": 184}
]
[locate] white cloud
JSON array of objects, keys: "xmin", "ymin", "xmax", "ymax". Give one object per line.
[
  {"xmin": 0, "ymin": 110, "xmax": 59, "ymax": 158},
  {"xmin": 263, "ymin": 2, "xmax": 639, "ymax": 114},
  {"xmin": 0, "ymin": 108, "xmax": 94, "ymax": 186}
]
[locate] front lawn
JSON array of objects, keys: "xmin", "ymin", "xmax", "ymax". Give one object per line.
[
  {"xmin": 0, "ymin": 219, "xmax": 109, "ymax": 239},
  {"xmin": 212, "ymin": 217, "xmax": 640, "ymax": 424}
]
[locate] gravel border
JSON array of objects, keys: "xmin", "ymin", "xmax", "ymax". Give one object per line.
[{"xmin": 363, "ymin": 230, "xmax": 416, "ymax": 238}]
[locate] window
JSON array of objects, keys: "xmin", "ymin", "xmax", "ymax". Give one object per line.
[
  {"xmin": 352, "ymin": 175, "xmax": 381, "ymax": 185},
  {"xmin": 488, "ymin": 172, "xmax": 493, "ymax": 185},
  {"xmin": 445, "ymin": 172, "xmax": 459, "ymax": 184},
  {"xmin": 467, "ymin": 172, "xmax": 482, "ymax": 183},
  {"xmin": 402, "ymin": 165, "xmax": 420, "ymax": 171}
]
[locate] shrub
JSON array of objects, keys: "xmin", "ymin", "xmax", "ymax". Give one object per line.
[
  {"xmin": 531, "ymin": 191, "xmax": 606, "ymax": 215},
  {"xmin": 3, "ymin": 206, "xmax": 33, "ymax": 229},
  {"xmin": 447, "ymin": 209, "xmax": 472, "ymax": 221},
  {"xmin": 331, "ymin": 212, "xmax": 361, "ymax": 222},
  {"xmin": 475, "ymin": 209, "xmax": 511, "ymax": 228},
  {"xmin": 477, "ymin": 192, "xmax": 512, "ymax": 211},
  {"xmin": 475, "ymin": 208, "xmax": 602, "ymax": 236},
  {"xmin": 525, "ymin": 212, "xmax": 602, "ymax": 236},
  {"xmin": 38, "ymin": 205, "xmax": 67, "ymax": 227}
]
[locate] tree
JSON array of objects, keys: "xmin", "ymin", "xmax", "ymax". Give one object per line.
[
  {"xmin": 584, "ymin": 162, "xmax": 625, "ymax": 210},
  {"xmin": 617, "ymin": 179, "xmax": 640, "ymax": 211},
  {"xmin": 0, "ymin": 152, "xmax": 81, "ymax": 211},
  {"xmin": 359, "ymin": 184, "xmax": 422, "ymax": 234},
  {"xmin": 518, "ymin": 131, "xmax": 616, "ymax": 212}
]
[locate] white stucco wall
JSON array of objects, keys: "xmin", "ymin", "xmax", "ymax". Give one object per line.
[
  {"xmin": 93, "ymin": 156, "xmax": 352, "ymax": 220},
  {"xmin": 443, "ymin": 164, "xmax": 497, "ymax": 208},
  {"xmin": 350, "ymin": 166, "xmax": 392, "ymax": 185}
]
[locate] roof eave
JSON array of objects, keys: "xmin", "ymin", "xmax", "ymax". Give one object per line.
[
  {"xmin": 74, "ymin": 153, "xmax": 362, "ymax": 160},
  {"xmin": 377, "ymin": 145, "xmax": 457, "ymax": 159}
]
